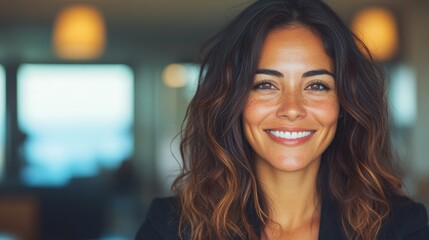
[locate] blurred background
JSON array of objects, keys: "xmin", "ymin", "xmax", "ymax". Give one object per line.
[{"xmin": 0, "ymin": 0, "xmax": 428, "ymax": 239}]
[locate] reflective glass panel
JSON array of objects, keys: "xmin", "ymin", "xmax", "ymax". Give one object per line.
[
  {"xmin": 0, "ymin": 66, "xmax": 5, "ymax": 180},
  {"xmin": 18, "ymin": 64, "xmax": 134, "ymax": 186}
]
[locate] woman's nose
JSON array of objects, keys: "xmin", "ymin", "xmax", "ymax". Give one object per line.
[{"xmin": 275, "ymin": 91, "xmax": 306, "ymax": 120}]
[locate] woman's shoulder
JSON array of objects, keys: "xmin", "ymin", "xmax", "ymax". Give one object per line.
[
  {"xmin": 146, "ymin": 197, "xmax": 179, "ymax": 218},
  {"xmin": 135, "ymin": 197, "xmax": 180, "ymax": 240},
  {"xmin": 380, "ymin": 194, "xmax": 429, "ymax": 239}
]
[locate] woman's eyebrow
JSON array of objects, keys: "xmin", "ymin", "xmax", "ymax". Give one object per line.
[
  {"xmin": 255, "ymin": 69, "xmax": 283, "ymax": 77},
  {"xmin": 302, "ymin": 69, "xmax": 335, "ymax": 78},
  {"xmin": 255, "ymin": 69, "xmax": 335, "ymax": 78}
]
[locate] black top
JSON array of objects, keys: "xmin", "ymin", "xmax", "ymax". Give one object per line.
[{"xmin": 136, "ymin": 195, "xmax": 429, "ymax": 239}]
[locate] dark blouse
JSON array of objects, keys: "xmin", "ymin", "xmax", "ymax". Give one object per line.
[{"xmin": 136, "ymin": 195, "xmax": 429, "ymax": 239}]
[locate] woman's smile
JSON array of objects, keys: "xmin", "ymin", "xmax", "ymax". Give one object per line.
[{"xmin": 265, "ymin": 128, "xmax": 315, "ymax": 145}]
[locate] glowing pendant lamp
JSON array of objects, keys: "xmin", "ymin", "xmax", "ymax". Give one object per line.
[
  {"xmin": 53, "ymin": 5, "xmax": 106, "ymax": 60},
  {"xmin": 351, "ymin": 7, "xmax": 399, "ymax": 61}
]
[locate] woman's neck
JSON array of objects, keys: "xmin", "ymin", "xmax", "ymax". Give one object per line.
[{"xmin": 256, "ymin": 159, "xmax": 321, "ymax": 230}]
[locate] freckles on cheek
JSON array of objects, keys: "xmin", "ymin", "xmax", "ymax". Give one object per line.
[
  {"xmin": 311, "ymin": 100, "xmax": 339, "ymax": 124},
  {"xmin": 244, "ymin": 98, "xmax": 257, "ymax": 113},
  {"xmin": 243, "ymin": 101, "xmax": 256, "ymax": 121},
  {"xmin": 244, "ymin": 99, "xmax": 270, "ymax": 119}
]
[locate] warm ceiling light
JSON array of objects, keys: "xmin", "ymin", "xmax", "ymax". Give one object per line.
[
  {"xmin": 162, "ymin": 64, "xmax": 190, "ymax": 88},
  {"xmin": 53, "ymin": 5, "xmax": 106, "ymax": 60},
  {"xmin": 351, "ymin": 7, "xmax": 398, "ymax": 61}
]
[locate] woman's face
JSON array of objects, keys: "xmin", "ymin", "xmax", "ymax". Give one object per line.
[{"xmin": 242, "ymin": 25, "xmax": 339, "ymax": 174}]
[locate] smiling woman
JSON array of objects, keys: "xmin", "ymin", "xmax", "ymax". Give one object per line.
[
  {"xmin": 136, "ymin": 0, "xmax": 429, "ymax": 239},
  {"xmin": 243, "ymin": 27, "xmax": 340, "ymax": 239},
  {"xmin": 243, "ymin": 26, "xmax": 339, "ymax": 177}
]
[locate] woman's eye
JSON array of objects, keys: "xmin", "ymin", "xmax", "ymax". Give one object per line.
[
  {"xmin": 252, "ymin": 81, "xmax": 277, "ymax": 90},
  {"xmin": 306, "ymin": 82, "xmax": 330, "ymax": 91}
]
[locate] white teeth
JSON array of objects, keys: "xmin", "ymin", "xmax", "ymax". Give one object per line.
[{"xmin": 268, "ymin": 130, "xmax": 313, "ymax": 139}]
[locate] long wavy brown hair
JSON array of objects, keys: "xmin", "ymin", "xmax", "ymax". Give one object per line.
[{"xmin": 172, "ymin": 0, "xmax": 403, "ymax": 239}]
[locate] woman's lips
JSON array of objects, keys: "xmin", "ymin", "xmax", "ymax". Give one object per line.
[{"xmin": 265, "ymin": 129, "xmax": 315, "ymax": 146}]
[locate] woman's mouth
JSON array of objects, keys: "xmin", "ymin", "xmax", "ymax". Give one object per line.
[
  {"xmin": 265, "ymin": 129, "xmax": 316, "ymax": 146},
  {"xmin": 266, "ymin": 130, "xmax": 314, "ymax": 139}
]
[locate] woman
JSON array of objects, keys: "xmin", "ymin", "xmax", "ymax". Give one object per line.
[{"xmin": 136, "ymin": 0, "xmax": 429, "ymax": 239}]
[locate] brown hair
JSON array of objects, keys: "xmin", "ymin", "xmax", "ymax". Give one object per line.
[{"xmin": 172, "ymin": 0, "xmax": 403, "ymax": 239}]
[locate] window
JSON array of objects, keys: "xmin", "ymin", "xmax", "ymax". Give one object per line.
[
  {"xmin": 388, "ymin": 64, "xmax": 417, "ymax": 127},
  {"xmin": 17, "ymin": 64, "xmax": 134, "ymax": 186},
  {"xmin": 0, "ymin": 66, "xmax": 5, "ymax": 180}
]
